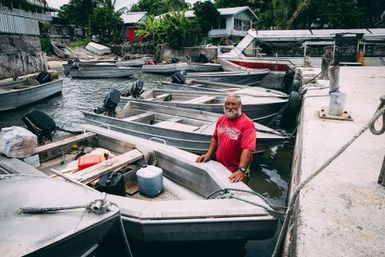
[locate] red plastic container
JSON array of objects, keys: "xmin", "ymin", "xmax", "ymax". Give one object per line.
[{"xmin": 77, "ymin": 154, "xmax": 103, "ymax": 171}]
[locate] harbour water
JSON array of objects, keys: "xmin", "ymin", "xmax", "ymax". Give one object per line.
[{"xmin": 0, "ymin": 74, "xmax": 294, "ymax": 257}]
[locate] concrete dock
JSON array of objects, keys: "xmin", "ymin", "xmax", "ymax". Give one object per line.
[{"xmin": 285, "ymin": 66, "xmax": 385, "ymax": 257}]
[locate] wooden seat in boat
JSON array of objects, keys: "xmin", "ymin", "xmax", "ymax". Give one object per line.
[
  {"xmin": 121, "ymin": 112, "xmax": 155, "ymax": 122},
  {"xmin": 184, "ymin": 95, "xmax": 216, "ymax": 104},
  {"xmin": 147, "ymin": 93, "xmax": 171, "ymax": 101},
  {"xmin": 153, "ymin": 121, "xmax": 199, "ymax": 132}
]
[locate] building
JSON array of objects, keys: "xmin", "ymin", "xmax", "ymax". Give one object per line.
[
  {"xmin": 0, "ymin": 1, "xmax": 56, "ymax": 79},
  {"xmin": 184, "ymin": 6, "xmax": 258, "ymax": 38},
  {"xmin": 121, "ymin": 12, "xmax": 147, "ymax": 42}
]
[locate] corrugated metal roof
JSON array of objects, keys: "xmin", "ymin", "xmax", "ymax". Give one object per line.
[
  {"xmin": 121, "ymin": 12, "xmax": 147, "ymax": 24},
  {"xmin": 171, "ymin": 6, "xmax": 257, "ymax": 19}
]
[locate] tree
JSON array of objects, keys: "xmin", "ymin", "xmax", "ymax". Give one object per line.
[
  {"xmin": 89, "ymin": 7, "xmax": 123, "ymax": 43},
  {"xmin": 131, "ymin": 0, "xmax": 189, "ymax": 16},
  {"xmin": 58, "ymin": 0, "xmax": 96, "ymax": 27},
  {"xmin": 193, "ymin": 1, "xmax": 220, "ymax": 39}
]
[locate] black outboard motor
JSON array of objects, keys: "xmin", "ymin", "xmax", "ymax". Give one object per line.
[
  {"xmin": 171, "ymin": 71, "xmax": 186, "ymax": 84},
  {"xmin": 22, "ymin": 110, "xmax": 56, "ymax": 144},
  {"xmin": 35, "ymin": 71, "xmax": 53, "ymax": 84},
  {"xmin": 94, "ymin": 89, "xmax": 121, "ymax": 117},
  {"xmin": 130, "ymin": 80, "xmax": 144, "ymax": 98}
]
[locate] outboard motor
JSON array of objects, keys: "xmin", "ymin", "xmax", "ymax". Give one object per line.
[
  {"xmin": 130, "ymin": 80, "xmax": 144, "ymax": 98},
  {"xmin": 22, "ymin": 110, "xmax": 56, "ymax": 144},
  {"xmin": 94, "ymin": 89, "xmax": 121, "ymax": 117},
  {"xmin": 36, "ymin": 71, "xmax": 53, "ymax": 84},
  {"xmin": 171, "ymin": 71, "xmax": 186, "ymax": 84}
]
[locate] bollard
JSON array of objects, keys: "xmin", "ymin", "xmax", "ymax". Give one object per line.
[
  {"xmin": 329, "ymin": 65, "xmax": 340, "ymax": 94},
  {"xmin": 329, "ymin": 92, "xmax": 346, "ymax": 116}
]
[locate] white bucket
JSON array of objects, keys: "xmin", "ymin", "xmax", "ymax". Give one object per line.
[
  {"xmin": 329, "ymin": 92, "xmax": 346, "ymax": 116},
  {"xmin": 136, "ymin": 165, "xmax": 163, "ymax": 197}
]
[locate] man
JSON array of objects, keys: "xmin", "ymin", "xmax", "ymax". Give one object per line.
[
  {"xmin": 321, "ymin": 46, "xmax": 334, "ymax": 79},
  {"xmin": 195, "ymin": 93, "xmax": 256, "ymax": 183}
]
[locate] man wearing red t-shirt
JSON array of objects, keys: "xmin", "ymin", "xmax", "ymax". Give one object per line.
[{"xmin": 196, "ymin": 93, "xmax": 256, "ymax": 183}]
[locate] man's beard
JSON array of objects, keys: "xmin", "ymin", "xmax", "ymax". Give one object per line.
[{"xmin": 224, "ymin": 107, "xmax": 242, "ymax": 119}]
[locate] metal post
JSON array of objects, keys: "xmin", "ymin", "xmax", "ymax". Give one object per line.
[{"xmin": 329, "ymin": 65, "xmax": 340, "ymax": 94}]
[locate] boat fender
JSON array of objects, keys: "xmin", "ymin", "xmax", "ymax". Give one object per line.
[
  {"xmin": 36, "ymin": 71, "xmax": 52, "ymax": 84},
  {"xmin": 279, "ymin": 91, "xmax": 302, "ymax": 130},
  {"xmin": 289, "ymin": 79, "xmax": 302, "ymax": 93},
  {"xmin": 130, "ymin": 80, "xmax": 144, "ymax": 98},
  {"xmin": 171, "ymin": 71, "xmax": 186, "ymax": 84},
  {"xmin": 282, "ymin": 68, "xmax": 295, "ymax": 93}
]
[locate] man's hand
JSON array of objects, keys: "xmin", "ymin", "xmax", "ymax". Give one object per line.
[
  {"xmin": 195, "ymin": 153, "xmax": 211, "ymax": 163},
  {"xmin": 229, "ymin": 170, "xmax": 246, "ymax": 183}
]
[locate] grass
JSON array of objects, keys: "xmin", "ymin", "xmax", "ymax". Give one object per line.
[{"xmin": 68, "ymin": 39, "xmax": 90, "ymax": 49}]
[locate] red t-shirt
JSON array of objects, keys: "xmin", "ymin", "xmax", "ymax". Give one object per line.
[{"xmin": 213, "ymin": 113, "xmax": 256, "ymax": 172}]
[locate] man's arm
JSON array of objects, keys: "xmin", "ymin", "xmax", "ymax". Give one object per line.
[
  {"xmin": 195, "ymin": 137, "xmax": 217, "ymax": 163},
  {"xmin": 228, "ymin": 149, "xmax": 253, "ymax": 183}
]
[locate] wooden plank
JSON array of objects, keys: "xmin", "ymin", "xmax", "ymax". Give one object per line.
[
  {"xmin": 121, "ymin": 112, "xmax": 155, "ymax": 122},
  {"xmin": 147, "ymin": 93, "xmax": 171, "ymax": 101},
  {"xmin": 73, "ymin": 149, "xmax": 143, "ymax": 184},
  {"xmin": 184, "ymin": 95, "xmax": 216, "ymax": 104},
  {"xmin": 153, "ymin": 121, "xmax": 199, "ymax": 132},
  {"xmin": 33, "ymin": 132, "xmax": 96, "ymax": 155}
]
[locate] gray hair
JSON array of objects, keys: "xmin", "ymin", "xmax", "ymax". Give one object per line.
[{"xmin": 225, "ymin": 93, "xmax": 242, "ymax": 105}]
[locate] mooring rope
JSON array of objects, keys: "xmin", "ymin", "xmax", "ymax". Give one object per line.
[
  {"xmin": 271, "ymin": 95, "xmax": 385, "ymax": 257},
  {"xmin": 20, "ymin": 193, "xmax": 112, "ymax": 215},
  {"xmin": 207, "ymin": 188, "xmax": 286, "ymax": 219}
]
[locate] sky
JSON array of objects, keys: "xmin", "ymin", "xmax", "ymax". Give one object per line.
[{"xmin": 46, "ymin": 0, "xmax": 199, "ymax": 10}]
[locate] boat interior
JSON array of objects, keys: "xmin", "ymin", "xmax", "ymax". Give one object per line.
[
  {"xmin": 141, "ymin": 90, "xmax": 223, "ymax": 104},
  {"xmin": 31, "ymin": 132, "xmax": 220, "ymax": 201},
  {"xmin": 117, "ymin": 105, "xmax": 214, "ymax": 133}
]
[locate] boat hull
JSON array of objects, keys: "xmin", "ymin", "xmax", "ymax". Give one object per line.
[
  {"xmin": 68, "ymin": 68, "xmax": 136, "ymax": 78},
  {"xmin": 0, "ymin": 174, "xmax": 121, "ymax": 257},
  {"xmin": 185, "ymin": 70, "xmax": 270, "ymax": 86},
  {"xmin": 0, "ymin": 79, "xmax": 63, "ymax": 111}
]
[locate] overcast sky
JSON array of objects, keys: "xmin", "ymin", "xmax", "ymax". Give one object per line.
[{"xmin": 46, "ymin": 0, "xmax": 199, "ymax": 10}]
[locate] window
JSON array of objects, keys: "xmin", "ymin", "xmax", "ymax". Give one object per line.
[
  {"xmin": 218, "ymin": 17, "xmax": 226, "ymax": 29},
  {"xmin": 234, "ymin": 19, "xmax": 250, "ymax": 31}
]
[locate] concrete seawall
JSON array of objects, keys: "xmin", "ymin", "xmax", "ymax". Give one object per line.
[{"xmin": 285, "ymin": 66, "xmax": 385, "ymax": 256}]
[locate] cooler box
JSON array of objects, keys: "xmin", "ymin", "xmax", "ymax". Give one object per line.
[
  {"xmin": 78, "ymin": 154, "xmax": 103, "ymax": 170},
  {"xmin": 136, "ymin": 165, "xmax": 163, "ymax": 197}
]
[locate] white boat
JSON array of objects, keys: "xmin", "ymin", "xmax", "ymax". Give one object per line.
[
  {"xmin": 218, "ymin": 29, "xmax": 295, "ymax": 73},
  {"xmin": 0, "ymin": 170, "xmax": 124, "ymax": 257},
  {"xmin": 51, "ymin": 42, "xmax": 73, "ymax": 58},
  {"xmin": 141, "ymin": 62, "xmax": 189, "ymax": 75},
  {"xmin": 159, "ymin": 80, "xmax": 289, "ymax": 98},
  {"xmin": 85, "ymin": 42, "xmax": 111, "ymax": 55},
  {"xmin": 2, "ymin": 124, "xmax": 279, "ymax": 242},
  {"xmin": 185, "ymin": 62, "xmax": 223, "ymax": 72},
  {"xmin": 0, "ymin": 72, "xmax": 63, "ymax": 111},
  {"xmin": 65, "ymin": 66, "xmax": 138, "ymax": 79},
  {"xmin": 83, "ymin": 100, "xmax": 289, "ymax": 154},
  {"xmin": 121, "ymin": 89, "xmax": 288, "ymax": 124},
  {"xmin": 183, "ymin": 70, "xmax": 270, "ymax": 86}
]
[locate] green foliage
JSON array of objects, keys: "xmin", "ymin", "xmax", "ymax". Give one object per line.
[
  {"xmin": 68, "ymin": 39, "xmax": 90, "ymax": 48},
  {"xmin": 40, "ymin": 37, "xmax": 53, "ymax": 55},
  {"xmin": 214, "ymin": 0, "xmax": 385, "ymax": 29},
  {"xmin": 89, "ymin": 7, "xmax": 123, "ymax": 43},
  {"xmin": 131, "ymin": 0, "xmax": 189, "ymax": 16},
  {"xmin": 137, "ymin": 12, "xmax": 191, "ymax": 49},
  {"xmin": 58, "ymin": 0, "xmax": 96, "ymax": 27},
  {"xmin": 193, "ymin": 1, "xmax": 220, "ymax": 38}
]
